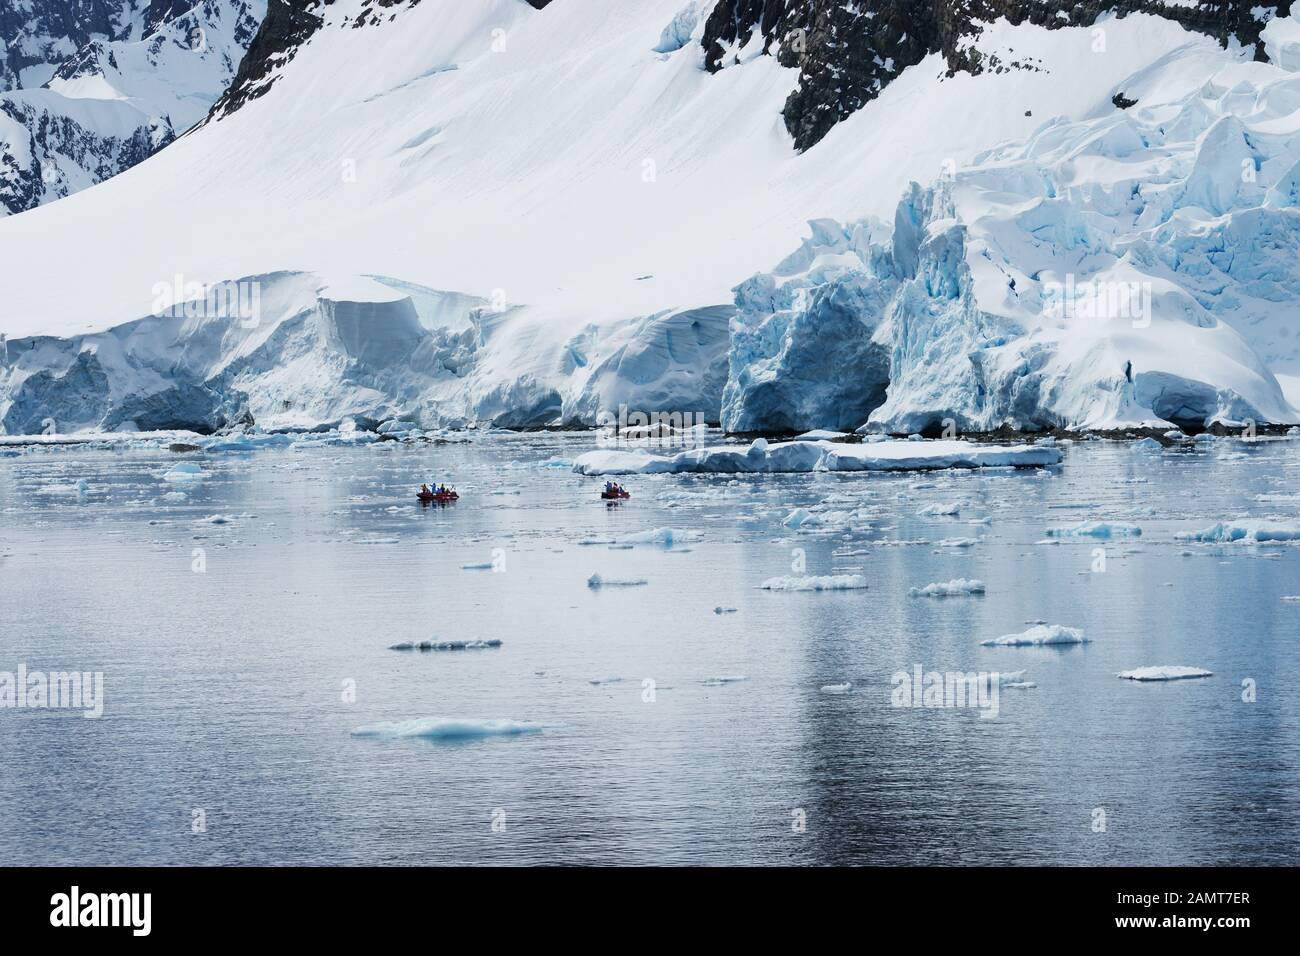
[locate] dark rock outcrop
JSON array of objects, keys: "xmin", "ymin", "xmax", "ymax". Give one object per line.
[{"xmin": 702, "ymin": 1, "xmax": 1294, "ymax": 152}]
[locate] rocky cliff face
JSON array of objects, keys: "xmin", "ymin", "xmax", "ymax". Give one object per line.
[
  {"xmin": 702, "ymin": 1, "xmax": 1294, "ymax": 151},
  {"xmin": 0, "ymin": 0, "xmax": 264, "ymax": 216}
]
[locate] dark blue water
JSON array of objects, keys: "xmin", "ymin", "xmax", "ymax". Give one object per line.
[{"xmin": 1, "ymin": 433, "xmax": 1297, "ymax": 864}]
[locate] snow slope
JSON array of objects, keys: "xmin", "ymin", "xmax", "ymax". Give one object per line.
[{"xmin": 1, "ymin": 2, "xmax": 1299, "ymax": 433}]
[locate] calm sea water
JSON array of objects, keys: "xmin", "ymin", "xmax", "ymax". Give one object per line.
[{"xmin": 1, "ymin": 432, "xmax": 1298, "ymax": 865}]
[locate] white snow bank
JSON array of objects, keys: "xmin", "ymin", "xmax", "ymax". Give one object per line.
[
  {"xmin": 1176, "ymin": 522, "xmax": 1300, "ymax": 544},
  {"xmin": 981, "ymin": 624, "xmax": 1087, "ymax": 647},
  {"xmin": 909, "ymin": 578, "xmax": 986, "ymax": 597},
  {"xmin": 1046, "ymin": 521, "xmax": 1142, "ymax": 539},
  {"xmin": 1116, "ymin": 666, "xmax": 1213, "ymax": 682},
  {"xmin": 758, "ymin": 574, "xmax": 868, "ymax": 591},
  {"xmin": 572, "ymin": 438, "xmax": 1060, "ymax": 476},
  {"xmin": 351, "ymin": 718, "xmax": 542, "ymax": 740}
]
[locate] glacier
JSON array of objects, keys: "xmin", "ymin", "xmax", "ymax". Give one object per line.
[{"xmin": 2, "ymin": 4, "xmax": 1300, "ymax": 436}]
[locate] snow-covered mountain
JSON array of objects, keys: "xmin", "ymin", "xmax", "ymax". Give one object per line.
[
  {"xmin": 2, "ymin": 0, "xmax": 1300, "ymax": 435},
  {"xmin": 0, "ymin": 0, "xmax": 264, "ymax": 216}
]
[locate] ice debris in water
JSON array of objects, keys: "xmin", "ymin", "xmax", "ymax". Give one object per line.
[
  {"xmin": 163, "ymin": 462, "xmax": 204, "ymax": 481},
  {"xmin": 758, "ymin": 574, "xmax": 868, "ymax": 591},
  {"xmin": 916, "ymin": 502, "xmax": 960, "ymax": 516},
  {"xmin": 701, "ymin": 675, "xmax": 748, "ymax": 686},
  {"xmin": 935, "ymin": 537, "xmax": 979, "ymax": 548},
  {"xmin": 389, "ymin": 639, "xmax": 503, "ymax": 651},
  {"xmin": 1116, "ymin": 666, "xmax": 1213, "ymax": 681},
  {"xmin": 1175, "ymin": 522, "xmax": 1300, "ymax": 543},
  {"xmin": 981, "ymin": 625, "xmax": 1087, "ymax": 647},
  {"xmin": 713, "ymin": 606, "xmax": 738, "ymax": 614},
  {"xmin": 820, "ymin": 682, "xmax": 853, "ymax": 694},
  {"xmin": 351, "ymin": 718, "xmax": 542, "ymax": 740},
  {"xmin": 618, "ymin": 527, "xmax": 702, "ymax": 546},
  {"xmin": 572, "ymin": 439, "xmax": 1060, "ymax": 475},
  {"xmin": 909, "ymin": 578, "xmax": 986, "ymax": 597},
  {"xmin": 587, "ymin": 574, "xmax": 649, "ymax": 589},
  {"xmin": 1046, "ymin": 521, "xmax": 1142, "ymax": 538}
]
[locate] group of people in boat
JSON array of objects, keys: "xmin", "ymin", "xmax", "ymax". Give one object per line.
[
  {"xmin": 420, "ymin": 482, "xmax": 455, "ymax": 496},
  {"xmin": 603, "ymin": 481, "xmax": 629, "ymax": 497}
]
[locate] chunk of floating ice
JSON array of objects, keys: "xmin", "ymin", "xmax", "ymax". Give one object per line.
[
  {"xmin": 713, "ymin": 606, "xmax": 738, "ymax": 614},
  {"xmin": 571, "ymin": 438, "xmax": 1061, "ymax": 475},
  {"xmin": 1133, "ymin": 437, "xmax": 1163, "ymax": 450},
  {"xmin": 587, "ymin": 574, "xmax": 648, "ymax": 588},
  {"xmin": 701, "ymin": 675, "xmax": 748, "ymax": 686},
  {"xmin": 793, "ymin": 430, "xmax": 849, "ymax": 442},
  {"xmin": 981, "ymin": 624, "xmax": 1087, "ymax": 647},
  {"xmin": 460, "ymin": 561, "xmax": 495, "ymax": 570},
  {"xmin": 618, "ymin": 527, "xmax": 702, "ymax": 546},
  {"xmin": 1046, "ymin": 521, "xmax": 1142, "ymax": 538},
  {"xmin": 351, "ymin": 718, "xmax": 541, "ymax": 740},
  {"xmin": 820, "ymin": 682, "xmax": 852, "ymax": 694},
  {"xmin": 163, "ymin": 462, "xmax": 204, "ymax": 481},
  {"xmin": 909, "ymin": 578, "xmax": 986, "ymax": 597},
  {"xmin": 916, "ymin": 502, "xmax": 960, "ymax": 516},
  {"xmin": 935, "ymin": 537, "xmax": 979, "ymax": 548},
  {"xmin": 1116, "ymin": 666, "xmax": 1213, "ymax": 681},
  {"xmin": 1282, "ymin": 596, "xmax": 1300, "ymax": 602},
  {"xmin": 588, "ymin": 676, "xmax": 623, "ymax": 685},
  {"xmin": 390, "ymin": 639, "xmax": 503, "ymax": 651},
  {"xmin": 1175, "ymin": 522, "xmax": 1300, "ymax": 544},
  {"xmin": 782, "ymin": 507, "xmax": 818, "ymax": 529},
  {"xmin": 758, "ymin": 574, "xmax": 868, "ymax": 591}
]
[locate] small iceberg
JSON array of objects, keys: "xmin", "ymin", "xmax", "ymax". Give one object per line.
[
  {"xmin": 1176, "ymin": 522, "xmax": 1300, "ymax": 544},
  {"xmin": 701, "ymin": 675, "xmax": 748, "ymax": 686},
  {"xmin": 1116, "ymin": 666, "xmax": 1213, "ymax": 681},
  {"xmin": 909, "ymin": 578, "xmax": 986, "ymax": 598},
  {"xmin": 1046, "ymin": 521, "xmax": 1141, "ymax": 538},
  {"xmin": 981, "ymin": 624, "xmax": 1087, "ymax": 647},
  {"xmin": 388, "ymin": 639, "xmax": 503, "ymax": 651},
  {"xmin": 618, "ymin": 527, "xmax": 702, "ymax": 546},
  {"xmin": 351, "ymin": 717, "xmax": 542, "ymax": 740},
  {"xmin": 916, "ymin": 502, "xmax": 960, "ymax": 517},
  {"xmin": 758, "ymin": 574, "xmax": 868, "ymax": 591},
  {"xmin": 713, "ymin": 605, "xmax": 738, "ymax": 614},
  {"xmin": 820, "ymin": 682, "xmax": 853, "ymax": 694},
  {"xmin": 587, "ymin": 573, "xmax": 648, "ymax": 588},
  {"xmin": 163, "ymin": 462, "xmax": 204, "ymax": 482}
]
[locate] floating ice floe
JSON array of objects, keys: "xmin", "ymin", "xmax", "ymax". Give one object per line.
[
  {"xmin": 571, "ymin": 438, "xmax": 1060, "ymax": 476},
  {"xmin": 1046, "ymin": 521, "xmax": 1142, "ymax": 539},
  {"xmin": 916, "ymin": 502, "xmax": 960, "ymax": 516},
  {"xmin": 713, "ymin": 606, "xmax": 738, "ymax": 614},
  {"xmin": 1116, "ymin": 666, "xmax": 1213, "ymax": 682},
  {"xmin": 701, "ymin": 675, "xmax": 748, "ymax": 686},
  {"xmin": 758, "ymin": 574, "xmax": 868, "ymax": 591},
  {"xmin": 587, "ymin": 573, "xmax": 648, "ymax": 588},
  {"xmin": 909, "ymin": 578, "xmax": 986, "ymax": 598},
  {"xmin": 820, "ymin": 682, "xmax": 853, "ymax": 694},
  {"xmin": 351, "ymin": 718, "xmax": 541, "ymax": 740},
  {"xmin": 389, "ymin": 639, "xmax": 502, "ymax": 651},
  {"xmin": 618, "ymin": 527, "xmax": 702, "ymax": 546},
  {"xmin": 1175, "ymin": 522, "xmax": 1300, "ymax": 544},
  {"xmin": 460, "ymin": 561, "xmax": 495, "ymax": 570},
  {"xmin": 981, "ymin": 624, "xmax": 1087, "ymax": 647},
  {"xmin": 935, "ymin": 537, "xmax": 979, "ymax": 548},
  {"xmin": 793, "ymin": 430, "xmax": 849, "ymax": 442},
  {"xmin": 163, "ymin": 462, "xmax": 204, "ymax": 481}
]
